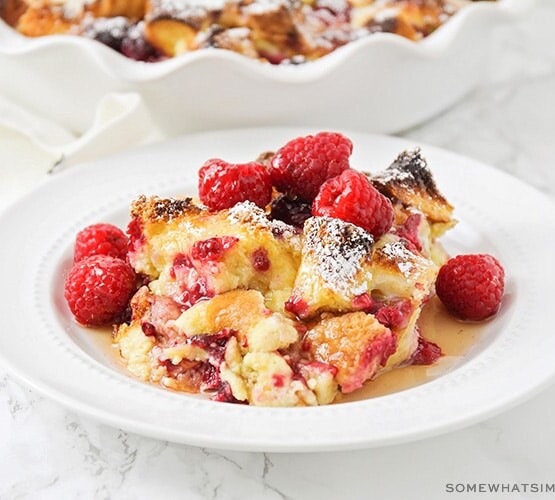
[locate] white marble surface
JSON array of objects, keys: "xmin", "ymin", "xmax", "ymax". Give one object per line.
[{"xmin": 1, "ymin": 3, "xmax": 555, "ymax": 499}]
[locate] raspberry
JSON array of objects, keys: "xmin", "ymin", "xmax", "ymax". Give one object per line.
[
  {"xmin": 375, "ymin": 299, "xmax": 412, "ymax": 330},
  {"xmin": 190, "ymin": 237, "xmax": 239, "ymax": 263},
  {"xmin": 269, "ymin": 132, "xmax": 353, "ymax": 200},
  {"xmin": 284, "ymin": 295, "xmax": 309, "ymax": 318},
  {"xmin": 436, "ymin": 254, "xmax": 505, "ymax": 321},
  {"xmin": 251, "ymin": 248, "xmax": 270, "ymax": 271},
  {"xmin": 395, "ymin": 213, "xmax": 423, "ymax": 251},
  {"xmin": 64, "ymin": 255, "xmax": 137, "ymax": 326},
  {"xmin": 127, "ymin": 217, "xmax": 145, "ymax": 253},
  {"xmin": 313, "ymin": 169, "xmax": 394, "ymax": 239},
  {"xmin": 411, "ymin": 335, "xmax": 442, "ymax": 365},
  {"xmin": 198, "ymin": 159, "xmax": 272, "ymax": 211},
  {"xmin": 74, "ymin": 223, "xmax": 129, "ymax": 263}
]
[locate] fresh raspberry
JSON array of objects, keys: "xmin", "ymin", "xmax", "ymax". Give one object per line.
[
  {"xmin": 64, "ymin": 255, "xmax": 136, "ymax": 326},
  {"xmin": 436, "ymin": 254, "xmax": 505, "ymax": 321},
  {"xmin": 198, "ymin": 159, "xmax": 272, "ymax": 211},
  {"xmin": 269, "ymin": 132, "xmax": 353, "ymax": 200},
  {"xmin": 74, "ymin": 223, "xmax": 129, "ymax": 263},
  {"xmin": 313, "ymin": 169, "xmax": 394, "ymax": 239}
]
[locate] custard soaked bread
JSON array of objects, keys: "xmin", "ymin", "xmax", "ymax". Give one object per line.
[{"xmin": 107, "ymin": 132, "xmax": 463, "ymax": 406}]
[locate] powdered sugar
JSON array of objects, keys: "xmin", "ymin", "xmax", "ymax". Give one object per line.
[
  {"xmin": 243, "ymin": 0, "xmax": 290, "ymax": 15},
  {"xmin": 80, "ymin": 15, "xmax": 130, "ymax": 41},
  {"xmin": 147, "ymin": 0, "xmax": 223, "ymax": 24},
  {"xmin": 372, "ymin": 149, "xmax": 426, "ymax": 185},
  {"xmin": 227, "ymin": 201, "xmax": 300, "ymax": 246},
  {"xmin": 380, "ymin": 240, "xmax": 416, "ymax": 278},
  {"xmin": 126, "ymin": 21, "xmax": 147, "ymax": 41},
  {"xmin": 49, "ymin": 0, "xmax": 94, "ymax": 19},
  {"xmin": 374, "ymin": 7, "xmax": 400, "ymax": 24},
  {"xmin": 315, "ymin": 0, "xmax": 348, "ymax": 14},
  {"xmin": 303, "ymin": 217, "xmax": 374, "ymax": 296}
]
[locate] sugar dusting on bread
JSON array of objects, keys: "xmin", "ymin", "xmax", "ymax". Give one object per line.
[{"xmin": 303, "ymin": 216, "xmax": 374, "ymax": 296}]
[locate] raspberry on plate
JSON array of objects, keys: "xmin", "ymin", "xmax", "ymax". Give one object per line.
[
  {"xmin": 198, "ymin": 159, "xmax": 272, "ymax": 211},
  {"xmin": 312, "ymin": 169, "xmax": 394, "ymax": 239},
  {"xmin": 436, "ymin": 254, "xmax": 505, "ymax": 321},
  {"xmin": 64, "ymin": 255, "xmax": 137, "ymax": 326},
  {"xmin": 74, "ymin": 223, "xmax": 129, "ymax": 263},
  {"xmin": 269, "ymin": 132, "xmax": 353, "ymax": 200}
]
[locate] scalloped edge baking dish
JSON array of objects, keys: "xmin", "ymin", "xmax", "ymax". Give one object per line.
[{"xmin": 0, "ymin": 0, "xmax": 535, "ymax": 135}]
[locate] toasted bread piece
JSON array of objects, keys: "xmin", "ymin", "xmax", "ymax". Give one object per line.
[
  {"xmin": 17, "ymin": 0, "xmax": 146, "ymax": 36},
  {"xmin": 203, "ymin": 26, "xmax": 259, "ymax": 59},
  {"xmin": 305, "ymin": 312, "xmax": 396, "ymax": 393},
  {"xmin": 286, "ymin": 216, "xmax": 374, "ymax": 318},
  {"xmin": 371, "ymin": 149, "xmax": 454, "ymax": 226},
  {"xmin": 1, "ymin": 0, "xmax": 27, "ymax": 26},
  {"xmin": 17, "ymin": 4, "xmax": 74, "ymax": 35},
  {"xmin": 144, "ymin": 17, "xmax": 198, "ymax": 54},
  {"xmin": 144, "ymin": 0, "xmax": 216, "ymax": 55},
  {"xmin": 129, "ymin": 197, "xmax": 301, "ymax": 312},
  {"xmin": 173, "ymin": 289, "xmax": 299, "ymax": 353},
  {"xmin": 244, "ymin": 0, "xmax": 301, "ymax": 61},
  {"xmin": 115, "ymin": 287, "xmax": 338, "ymax": 405},
  {"xmin": 352, "ymin": 0, "xmax": 448, "ymax": 40},
  {"xmin": 90, "ymin": 0, "xmax": 146, "ymax": 19},
  {"xmin": 288, "ymin": 217, "xmax": 437, "ymax": 319}
]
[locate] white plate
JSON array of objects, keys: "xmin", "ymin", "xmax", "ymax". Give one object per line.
[{"xmin": 1, "ymin": 127, "xmax": 554, "ymax": 452}]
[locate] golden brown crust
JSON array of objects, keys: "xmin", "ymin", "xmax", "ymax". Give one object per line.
[
  {"xmin": 1, "ymin": 0, "xmax": 27, "ymax": 26},
  {"xmin": 17, "ymin": 5, "xmax": 74, "ymax": 35},
  {"xmin": 130, "ymin": 195, "xmax": 203, "ymax": 223},
  {"xmin": 353, "ymin": 0, "xmax": 451, "ymax": 40},
  {"xmin": 178, "ymin": 289, "xmax": 269, "ymax": 336},
  {"xmin": 305, "ymin": 312, "xmax": 395, "ymax": 392},
  {"xmin": 91, "ymin": 0, "xmax": 145, "ymax": 19},
  {"xmin": 370, "ymin": 149, "xmax": 454, "ymax": 224},
  {"xmin": 246, "ymin": 2, "xmax": 300, "ymax": 54},
  {"xmin": 6, "ymin": 0, "xmax": 476, "ymax": 62},
  {"xmin": 129, "ymin": 285, "xmax": 152, "ymax": 321}
]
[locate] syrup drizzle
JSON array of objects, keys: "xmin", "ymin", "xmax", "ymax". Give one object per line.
[{"xmin": 338, "ymin": 296, "xmax": 483, "ymax": 403}]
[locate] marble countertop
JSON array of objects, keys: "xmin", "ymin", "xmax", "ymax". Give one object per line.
[{"xmin": 1, "ymin": 3, "xmax": 555, "ymax": 499}]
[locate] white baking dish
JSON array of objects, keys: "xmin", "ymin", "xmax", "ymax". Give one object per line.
[{"xmin": 0, "ymin": 0, "xmax": 535, "ymax": 136}]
